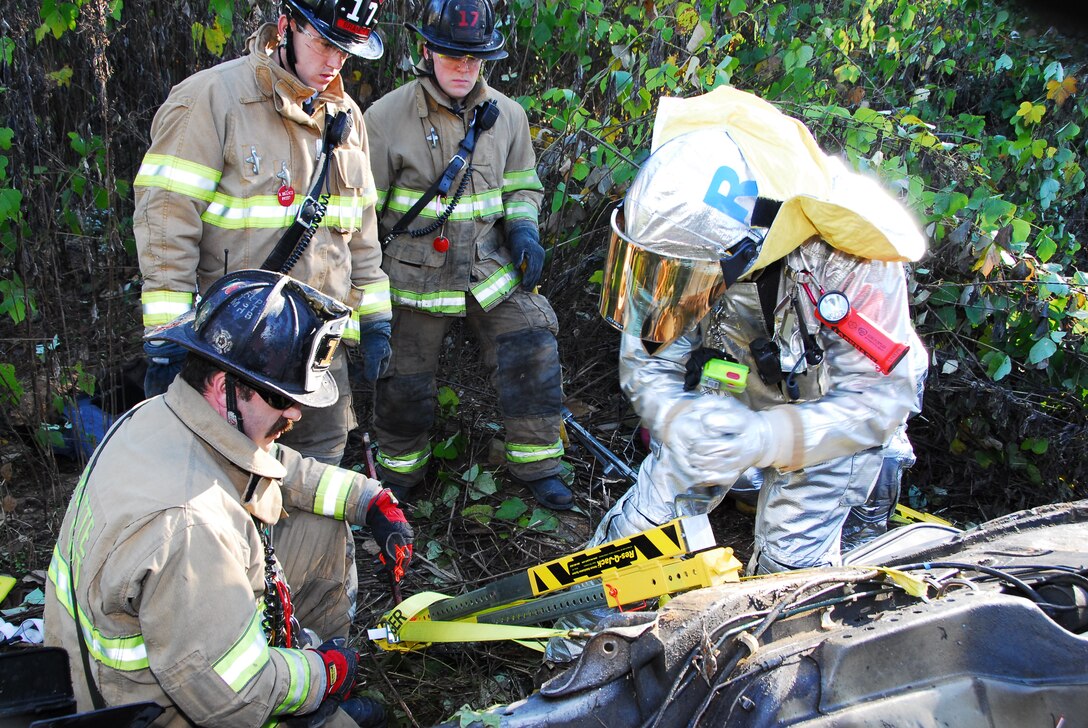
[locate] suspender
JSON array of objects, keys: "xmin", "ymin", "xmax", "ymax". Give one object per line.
[
  {"xmin": 262, "ymin": 110, "xmax": 353, "ymax": 274},
  {"xmin": 379, "ymin": 99, "xmax": 500, "ymax": 246}
]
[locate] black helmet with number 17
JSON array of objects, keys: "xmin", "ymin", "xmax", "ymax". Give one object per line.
[
  {"xmin": 407, "ymin": 0, "xmax": 507, "ymax": 61},
  {"xmin": 284, "ymin": 0, "xmax": 385, "ymax": 59}
]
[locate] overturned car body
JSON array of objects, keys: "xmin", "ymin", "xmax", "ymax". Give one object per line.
[{"xmin": 453, "ymin": 500, "xmax": 1088, "ymax": 727}]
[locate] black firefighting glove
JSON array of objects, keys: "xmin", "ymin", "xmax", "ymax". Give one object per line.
[
  {"xmin": 142, "ymin": 340, "xmax": 188, "ymax": 398},
  {"xmin": 505, "ymin": 220, "xmax": 545, "ymax": 290},
  {"xmin": 356, "ymin": 320, "xmax": 392, "ymax": 382},
  {"xmin": 365, "ymin": 488, "xmax": 413, "ymax": 581}
]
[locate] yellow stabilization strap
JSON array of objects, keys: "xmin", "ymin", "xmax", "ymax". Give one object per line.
[
  {"xmin": 892, "ymin": 503, "xmax": 954, "ymax": 527},
  {"xmin": 369, "ymin": 591, "xmax": 575, "ymax": 653}
]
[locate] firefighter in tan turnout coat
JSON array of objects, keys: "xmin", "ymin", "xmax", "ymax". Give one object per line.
[
  {"xmin": 133, "ymin": 0, "xmax": 394, "ymax": 639},
  {"xmin": 363, "ymin": 0, "xmax": 573, "ymax": 509},
  {"xmin": 45, "ymin": 271, "xmax": 412, "ymax": 727}
]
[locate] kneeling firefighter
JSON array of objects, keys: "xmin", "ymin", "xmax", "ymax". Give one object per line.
[{"xmin": 594, "ymin": 86, "xmax": 928, "ymax": 573}]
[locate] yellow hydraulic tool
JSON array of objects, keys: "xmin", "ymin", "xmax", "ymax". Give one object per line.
[{"xmin": 367, "ymin": 514, "xmax": 743, "ymax": 652}]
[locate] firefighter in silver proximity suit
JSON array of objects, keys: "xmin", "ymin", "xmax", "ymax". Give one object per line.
[{"xmin": 594, "ymin": 86, "xmax": 928, "ymax": 574}]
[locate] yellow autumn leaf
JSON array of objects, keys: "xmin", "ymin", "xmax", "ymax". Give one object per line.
[
  {"xmin": 1014, "ymin": 101, "xmax": 1046, "ymax": 125},
  {"xmin": 1046, "ymin": 76, "xmax": 1077, "ymax": 106},
  {"xmin": 972, "ymin": 243, "xmax": 1002, "ymax": 277}
]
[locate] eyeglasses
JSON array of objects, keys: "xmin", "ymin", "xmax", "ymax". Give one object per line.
[
  {"xmin": 433, "ymin": 52, "xmax": 484, "ymax": 68},
  {"xmin": 294, "ymin": 23, "xmax": 350, "ymax": 60},
  {"xmin": 252, "ymin": 385, "xmax": 298, "ymax": 411}
]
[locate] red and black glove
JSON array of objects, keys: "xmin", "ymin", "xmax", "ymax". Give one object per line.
[
  {"xmin": 366, "ymin": 489, "xmax": 414, "ymax": 581},
  {"xmin": 316, "ymin": 637, "xmax": 359, "ymax": 702}
]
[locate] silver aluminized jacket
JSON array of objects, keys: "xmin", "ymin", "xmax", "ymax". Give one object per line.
[
  {"xmin": 44, "ymin": 379, "xmax": 382, "ymax": 727},
  {"xmin": 134, "ymin": 23, "xmax": 390, "ymax": 342},
  {"xmin": 593, "ymin": 240, "xmax": 927, "ymax": 569},
  {"xmin": 363, "ymin": 72, "xmax": 543, "ymax": 315}
]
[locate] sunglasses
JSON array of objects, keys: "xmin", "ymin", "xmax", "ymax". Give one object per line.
[{"xmin": 252, "ymin": 386, "xmax": 298, "ymax": 411}]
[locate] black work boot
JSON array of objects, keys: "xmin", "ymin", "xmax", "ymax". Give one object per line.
[
  {"xmin": 512, "ymin": 474, "xmax": 574, "ymax": 510},
  {"xmin": 340, "ymin": 696, "xmax": 387, "ymax": 727},
  {"xmin": 386, "ymin": 482, "xmax": 413, "ymax": 504}
]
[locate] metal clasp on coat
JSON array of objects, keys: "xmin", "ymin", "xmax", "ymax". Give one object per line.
[{"xmin": 295, "ymin": 196, "xmax": 320, "ymax": 228}]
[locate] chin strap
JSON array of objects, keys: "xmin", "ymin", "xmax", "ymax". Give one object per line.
[
  {"xmin": 279, "ymin": 25, "xmax": 300, "ymax": 80},
  {"xmin": 225, "ymin": 373, "xmax": 246, "ymax": 434}
]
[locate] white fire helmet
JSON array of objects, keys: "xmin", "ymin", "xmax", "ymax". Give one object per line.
[{"xmin": 599, "ymin": 128, "xmax": 767, "ymax": 347}]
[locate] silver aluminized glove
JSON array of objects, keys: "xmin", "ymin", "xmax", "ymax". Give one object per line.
[{"xmin": 657, "ymin": 396, "xmax": 798, "ymax": 487}]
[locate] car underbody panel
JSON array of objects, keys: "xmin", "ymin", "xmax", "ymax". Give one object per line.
[{"xmin": 454, "ymin": 500, "xmax": 1088, "ymax": 727}]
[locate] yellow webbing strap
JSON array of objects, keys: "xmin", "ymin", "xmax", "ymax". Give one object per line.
[
  {"xmin": 892, "ymin": 504, "xmax": 954, "ymax": 527},
  {"xmin": 370, "ymin": 591, "xmax": 575, "ymax": 653}
]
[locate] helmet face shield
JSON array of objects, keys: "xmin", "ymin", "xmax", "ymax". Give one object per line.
[
  {"xmin": 598, "ymin": 129, "xmax": 765, "ymax": 347},
  {"xmin": 599, "ymin": 207, "xmax": 731, "ymax": 346}
]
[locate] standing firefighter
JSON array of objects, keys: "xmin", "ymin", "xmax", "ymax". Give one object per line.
[
  {"xmin": 45, "ymin": 270, "xmax": 412, "ymax": 727},
  {"xmin": 595, "ymin": 86, "xmax": 928, "ymax": 573},
  {"xmin": 134, "ymin": 0, "xmax": 393, "ymax": 639},
  {"xmin": 363, "ymin": 0, "xmax": 572, "ymax": 510}
]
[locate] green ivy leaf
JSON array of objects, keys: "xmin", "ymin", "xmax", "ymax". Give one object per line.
[
  {"xmin": 436, "ymin": 385, "xmax": 460, "ymax": 415},
  {"xmin": 1028, "ymin": 336, "xmax": 1057, "ymax": 364},
  {"xmin": 47, "ymin": 67, "xmax": 73, "ymax": 87},
  {"xmin": 982, "ymin": 351, "xmax": 1012, "ymax": 381},
  {"xmin": 521, "ymin": 508, "xmax": 559, "ymax": 532},
  {"xmin": 455, "ymin": 705, "xmax": 502, "ymax": 727},
  {"xmin": 471, "ymin": 471, "xmax": 498, "ymax": 498},
  {"xmin": 0, "ymin": 188, "xmax": 23, "ymax": 222},
  {"xmin": 495, "ymin": 497, "xmax": 529, "ymax": 520},
  {"xmin": 0, "ymin": 362, "xmax": 24, "ymax": 407},
  {"xmin": 433, "ymin": 433, "xmax": 462, "ymax": 460},
  {"xmin": 1035, "ymin": 235, "xmax": 1057, "ymax": 262},
  {"xmin": 39, "ymin": 0, "xmax": 80, "ymax": 40},
  {"xmin": 1020, "ymin": 437, "xmax": 1049, "ymax": 455},
  {"xmin": 461, "ymin": 504, "xmax": 494, "ymax": 525}
]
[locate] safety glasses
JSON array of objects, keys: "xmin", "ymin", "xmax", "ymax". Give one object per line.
[
  {"xmin": 433, "ymin": 52, "xmax": 484, "ymax": 68},
  {"xmin": 295, "ymin": 23, "xmax": 350, "ymax": 60}
]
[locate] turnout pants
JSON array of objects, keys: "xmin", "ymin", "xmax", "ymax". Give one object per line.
[{"xmin": 374, "ymin": 289, "xmax": 564, "ymax": 488}]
